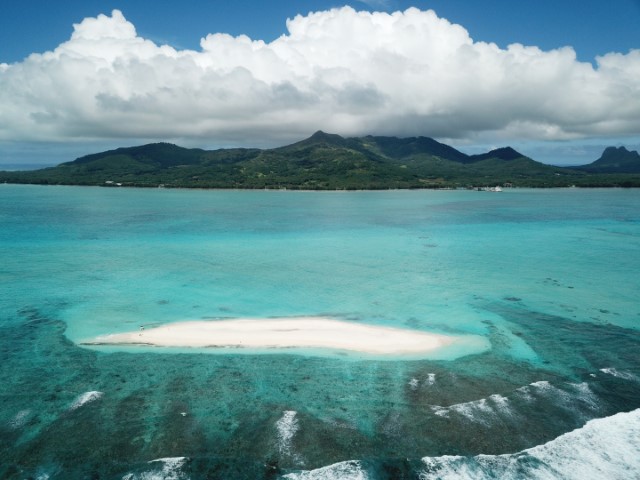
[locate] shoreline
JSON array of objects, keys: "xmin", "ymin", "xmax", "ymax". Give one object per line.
[
  {"xmin": 3, "ymin": 181, "xmax": 639, "ymax": 191},
  {"xmin": 80, "ymin": 317, "xmax": 456, "ymax": 356}
]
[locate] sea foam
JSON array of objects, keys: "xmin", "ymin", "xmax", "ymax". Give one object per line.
[
  {"xmin": 419, "ymin": 408, "xmax": 640, "ymax": 479},
  {"xmin": 526, "ymin": 380, "xmax": 577, "ymax": 406},
  {"xmin": 600, "ymin": 367, "xmax": 638, "ymax": 381},
  {"xmin": 568, "ymin": 382, "xmax": 599, "ymax": 411},
  {"xmin": 277, "ymin": 410, "xmax": 300, "ymax": 457},
  {"xmin": 69, "ymin": 391, "xmax": 104, "ymax": 410},
  {"xmin": 409, "ymin": 373, "xmax": 436, "ymax": 390},
  {"xmin": 425, "ymin": 373, "xmax": 436, "ymax": 386},
  {"xmin": 431, "ymin": 394, "xmax": 514, "ymax": 424},
  {"xmin": 122, "ymin": 457, "xmax": 188, "ymax": 480},
  {"xmin": 432, "ymin": 379, "xmax": 601, "ymax": 426},
  {"xmin": 525, "ymin": 380, "xmax": 600, "ymax": 416},
  {"xmin": 9, "ymin": 409, "xmax": 31, "ymax": 429},
  {"xmin": 282, "ymin": 460, "xmax": 368, "ymax": 480}
]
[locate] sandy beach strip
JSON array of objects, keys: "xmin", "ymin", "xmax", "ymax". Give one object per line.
[{"xmin": 81, "ymin": 317, "xmax": 455, "ymax": 355}]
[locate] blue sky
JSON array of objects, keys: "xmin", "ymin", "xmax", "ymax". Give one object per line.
[
  {"xmin": 2, "ymin": 1, "xmax": 639, "ymax": 64},
  {"xmin": 1, "ymin": 1, "xmax": 639, "ymax": 166}
]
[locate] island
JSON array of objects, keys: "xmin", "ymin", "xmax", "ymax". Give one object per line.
[
  {"xmin": 2, "ymin": 131, "xmax": 640, "ymax": 189},
  {"xmin": 80, "ymin": 317, "xmax": 466, "ymax": 357}
]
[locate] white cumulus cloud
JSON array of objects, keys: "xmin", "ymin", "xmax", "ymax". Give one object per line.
[{"xmin": 0, "ymin": 7, "xmax": 638, "ymax": 149}]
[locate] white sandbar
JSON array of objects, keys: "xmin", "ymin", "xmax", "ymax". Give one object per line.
[{"xmin": 82, "ymin": 317, "xmax": 455, "ymax": 355}]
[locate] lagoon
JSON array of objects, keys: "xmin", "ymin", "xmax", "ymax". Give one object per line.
[{"xmin": 1, "ymin": 185, "xmax": 639, "ymax": 479}]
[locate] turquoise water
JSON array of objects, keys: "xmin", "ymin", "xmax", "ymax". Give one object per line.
[{"xmin": 1, "ymin": 185, "xmax": 639, "ymax": 479}]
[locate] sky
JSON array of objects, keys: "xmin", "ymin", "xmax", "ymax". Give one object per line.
[{"xmin": 1, "ymin": 1, "xmax": 639, "ymax": 167}]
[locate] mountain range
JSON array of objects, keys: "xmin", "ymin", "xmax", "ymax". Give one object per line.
[{"xmin": 1, "ymin": 131, "xmax": 639, "ymax": 189}]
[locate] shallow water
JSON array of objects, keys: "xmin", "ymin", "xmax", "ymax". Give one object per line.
[{"xmin": 1, "ymin": 185, "xmax": 639, "ymax": 479}]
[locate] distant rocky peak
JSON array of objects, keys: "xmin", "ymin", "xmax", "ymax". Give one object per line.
[
  {"xmin": 601, "ymin": 146, "xmax": 635, "ymax": 157},
  {"xmin": 576, "ymin": 145, "xmax": 640, "ymax": 173}
]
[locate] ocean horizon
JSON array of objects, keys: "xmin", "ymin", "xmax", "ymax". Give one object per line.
[{"xmin": 1, "ymin": 184, "xmax": 639, "ymax": 479}]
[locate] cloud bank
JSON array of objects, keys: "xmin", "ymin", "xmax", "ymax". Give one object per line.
[{"xmin": 0, "ymin": 7, "xmax": 638, "ymax": 147}]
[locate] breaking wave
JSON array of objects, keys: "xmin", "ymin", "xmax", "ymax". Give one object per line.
[
  {"xmin": 122, "ymin": 457, "xmax": 188, "ymax": 480},
  {"xmin": 430, "ymin": 378, "xmax": 603, "ymax": 427},
  {"xmin": 282, "ymin": 460, "xmax": 368, "ymax": 480},
  {"xmin": 431, "ymin": 393, "xmax": 514, "ymax": 424},
  {"xmin": 600, "ymin": 367, "xmax": 638, "ymax": 381},
  {"xmin": 69, "ymin": 391, "xmax": 103, "ymax": 410},
  {"xmin": 277, "ymin": 410, "xmax": 300, "ymax": 457},
  {"xmin": 419, "ymin": 408, "xmax": 640, "ymax": 479}
]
